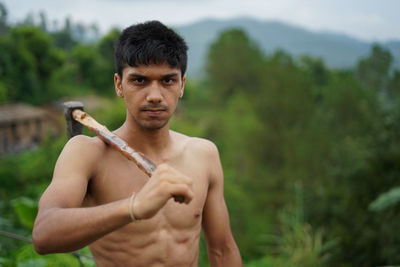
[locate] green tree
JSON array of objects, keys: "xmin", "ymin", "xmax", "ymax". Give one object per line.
[
  {"xmin": 69, "ymin": 28, "xmax": 120, "ymax": 95},
  {"xmin": 72, "ymin": 43, "xmax": 99, "ymax": 84},
  {"xmin": 206, "ymin": 28, "xmax": 264, "ymax": 102},
  {"xmin": 356, "ymin": 44, "xmax": 393, "ymax": 91},
  {"xmin": 304, "ymin": 47, "xmax": 400, "ymax": 266},
  {"xmin": 51, "ymin": 29, "xmax": 77, "ymax": 51},
  {"xmin": 98, "ymin": 28, "xmax": 120, "ymax": 63},
  {"xmin": 0, "ymin": 1, "xmax": 8, "ymax": 34},
  {"xmin": 96, "ymin": 28, "xmax": 121, "ymax": 93},
  {"xmin": 0, "ymin": 25, "xmax": 65, "ymax": 104},
  {"xmin": 388, "ymin": 70, "xmax": 400, "ymax": 101}
]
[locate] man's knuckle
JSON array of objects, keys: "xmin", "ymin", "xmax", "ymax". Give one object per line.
[
  {"xmin": 157, "ymin": 164, "xmax": 167, "ymax": 173},
  {"xmin": 181, "ymin": 184, "xmax": 189, "ymax": 191},
  {"xmin": 159, "ymin": 179, "xmax": 169, "ymax": 188}
]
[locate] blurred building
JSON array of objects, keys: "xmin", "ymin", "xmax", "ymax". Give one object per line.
[{"xmin": 0, "ymin": 103, "xmax": 62, "ymax": 155}]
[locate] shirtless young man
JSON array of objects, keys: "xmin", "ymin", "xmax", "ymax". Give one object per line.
[{"xmin": 32, "ymin": 21, "xmax": 242, "ymax": 267}]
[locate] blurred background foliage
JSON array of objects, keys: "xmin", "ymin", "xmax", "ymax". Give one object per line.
[{"xmin": 1, "ymin": 1, "xmax": 400, "ymax": 266}]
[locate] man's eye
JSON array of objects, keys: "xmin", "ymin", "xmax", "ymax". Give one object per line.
[
  {"xmin": 163, "ymin": 78, "xmax": 175, "ymax": 84},
  {"xmin": 134, "ymin": 78, "xmax": 145, "ymax": 84}
]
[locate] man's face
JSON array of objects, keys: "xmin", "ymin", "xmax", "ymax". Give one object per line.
[{"xmin": 114, "ymin": 63, "xmax": 185, "ymax": 130}]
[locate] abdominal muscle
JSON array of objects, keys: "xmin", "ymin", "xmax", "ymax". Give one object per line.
[{"xmin": 88, "ymin": 203, "xmax": 202, "ymax": 267}]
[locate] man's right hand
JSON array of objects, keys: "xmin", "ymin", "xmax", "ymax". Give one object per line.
[{"xmin": 132, "ymin": 163, "xmax": 194, "ymax": 220}]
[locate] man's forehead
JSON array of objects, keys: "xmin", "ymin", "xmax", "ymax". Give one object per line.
[{"xmin": 123, "ymin": 63, "xmax": 182, "ymax": 77}]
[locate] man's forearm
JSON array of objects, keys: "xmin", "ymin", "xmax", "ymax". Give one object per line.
[
  {"xmin": 208, "ymin": 244, "xmax": 242, "ymax": 267},
  {"xmin": 33, "ymin": 198, "xmax": 131, "ymax": 254}
]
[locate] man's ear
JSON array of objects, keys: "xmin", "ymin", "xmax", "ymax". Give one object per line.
[
  {"xmin": 180, "ymin": 75, "xmax": 186, "ymax": 98},
  {"xmin": 114, "ymin": 73, "xmax": 124, "ymax": 98}
]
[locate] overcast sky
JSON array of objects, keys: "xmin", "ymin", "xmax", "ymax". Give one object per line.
[{"xmin": 2, "ymin": 0, "xmax": 400, "ymax": 41}]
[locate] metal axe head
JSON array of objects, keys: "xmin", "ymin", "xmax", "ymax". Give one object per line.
[{"xmin": 63, "ymin": 101, "xmax": 84, "ymax": 139}]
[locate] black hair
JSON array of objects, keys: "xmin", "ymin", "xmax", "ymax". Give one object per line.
[{"xmin": 114, "ymin": 20, "xmax": 188, "ymax": 78}]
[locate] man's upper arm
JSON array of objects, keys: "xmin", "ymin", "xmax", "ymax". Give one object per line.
[
  {"xmin": 201, "ymin": 141, "xmax": 236, "ymax": 249},
  {"xmin": 38, "ymin": 135, "xmax": 101, "ymax": 211}
]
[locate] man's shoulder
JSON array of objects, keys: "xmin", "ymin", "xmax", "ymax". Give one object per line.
[
  {"xmin": 172, "ymin": 133, "xmax": 223, "ymax": 183},
  {"xmin": 187, "ymin": 137, "xmax": 218, "ymax": 156},
  {"xmin": 62, "ymin": 135, "xmax": 107, "ymax": 160},
  {"xmin": 52, "ymin": 135, "xmax": 108, "ymax": 181},
  {"xmin": 171, "ymin": 131, "xmax": 219, "ymax": 157}
]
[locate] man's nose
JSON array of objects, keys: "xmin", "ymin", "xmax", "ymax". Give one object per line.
[{"xmin": 146, "ymin": 82, "xmax": 163, "ymax": 103}]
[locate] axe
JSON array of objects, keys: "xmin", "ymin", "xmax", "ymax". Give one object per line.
[
  {"xmin": 63, "ymin": 101, "xmax": 157, "ymax": 177},
  {"xmin": 64, "ymin": 101, "xmax": 185, "ymax": 203},
  {"xmin": 63, "ymin": 101, "xmax": 186, "ymax": 203}
]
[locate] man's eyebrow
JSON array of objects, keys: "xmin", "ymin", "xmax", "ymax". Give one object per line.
[
  {"xmin": 128, "ymin": 73, "xmax": 147, "ymax": 79},
  {"xmin": 127, "ymin": 73, "xmax": 179, "ymax": 79},
  {"xmin": 163, "ymin": 73, "xmax": 179, "ymax": 79}
]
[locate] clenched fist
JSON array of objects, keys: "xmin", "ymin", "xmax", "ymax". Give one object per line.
[{"xmin": 132, "ymin": 164, "xmax": 194, "ymax": 220}]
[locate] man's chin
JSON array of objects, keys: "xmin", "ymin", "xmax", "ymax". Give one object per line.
[{"xmin": 138, "ymin": 120, "xmax": 169, "ymax": 130}]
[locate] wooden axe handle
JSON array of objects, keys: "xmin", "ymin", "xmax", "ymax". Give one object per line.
[{"xmin": 72, "ymin": 109, "xmax": 157, "ymax": 177}]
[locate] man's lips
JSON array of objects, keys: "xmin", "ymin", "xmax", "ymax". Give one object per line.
[
  {"xmin": 140, "ymin": 105, "xmax": 168, "ymax": 117},
  {"xmin": 142, "ymin": 109, "xmax": 167, "ymax": 116}
]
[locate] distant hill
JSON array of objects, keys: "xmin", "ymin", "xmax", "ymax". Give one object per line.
[{"xmin": 175, "ymin": 17, "xmax": 400, "ymax": 78}]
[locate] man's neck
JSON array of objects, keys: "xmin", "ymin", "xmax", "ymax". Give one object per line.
[{"xmin": 114, "ymin": 119, "xmax": 172, "ymax": 161}]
